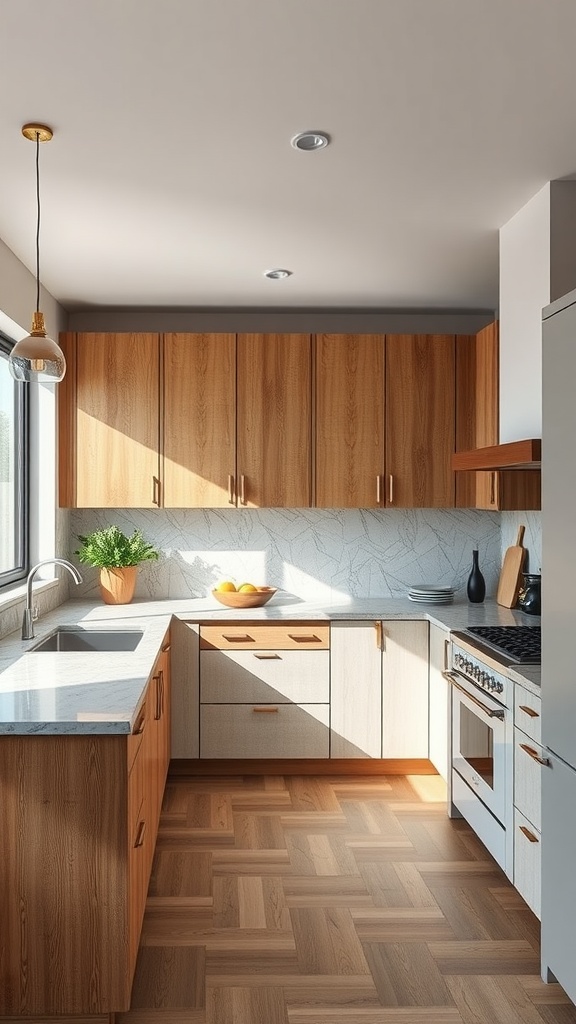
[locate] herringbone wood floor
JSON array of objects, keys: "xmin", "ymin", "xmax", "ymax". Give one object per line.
[{"xmin": 116, "ymin": 773, "xmax": 576, "ymax": 1024}]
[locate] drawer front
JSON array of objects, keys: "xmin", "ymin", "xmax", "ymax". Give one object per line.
[
  {"xmin": 514, "ymin": 727, "xmax": 543, "ymax": 831},
  {"xmin": 200, "ymin": 703, "xmax": 330, "ymax": 758},
  {"xmin": 513, "ymin": 807, "xmax": 541, "ymax": 919},
  {"xmin": 200, "ymin": 649, "xmax": 329, "ymax": 704},
  {"xmin": 514, "ymin": 684, "xmax": 542, "ymax": 745},
  {"xmin": 200, "ymin": 622, "xmax": 329, "ymax": 651}
]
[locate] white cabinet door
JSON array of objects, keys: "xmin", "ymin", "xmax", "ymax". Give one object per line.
[
  {"xmin": 429, "ymin": 623, "xmax": 450, "ymax": 781},
  {"xmin": 330, "ymin": 621, "xmax": 382, "ymax": 757},
  {"xmin": 541, "ymin": 750, "xmax": 576, "ymax": 1000},
  {"xmin": 382, "ymin": 620, "xmax": 429, "ymax": 758}
]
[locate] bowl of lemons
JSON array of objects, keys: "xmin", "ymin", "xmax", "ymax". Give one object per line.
[{"xmin": 211, "ymin": 582, "xmax": 277, "ymax": 608}]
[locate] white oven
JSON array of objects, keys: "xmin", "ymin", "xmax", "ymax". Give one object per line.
[{"xmin": 446, "ymin": 638, "xmax": 514, "ymax": 877}]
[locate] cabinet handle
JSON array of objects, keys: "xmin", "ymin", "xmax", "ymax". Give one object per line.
[
  {"xmin": 240, "ymin": 474, "xmax": 247, "ymax": 505},
  {"xmin": 518, "ymin": 704, "xmax": 539, "ymax": 719},
  {"xmin": 161, "ymin": 641, "xmax": 171, "ymax": 653},
  {"xmin": 133, "ymin": 706, "xmax": 146, "ymax": 735},
  {"xmin": 134, "ymin": 820, "xmax": 146, "ymax": 848},
  {"xmin": 254, "ymin": 652, "xmax": 281, "ymax": 660},
  {"xmin": 222, "ymin": 633, "xmax": 254, "ymax": 643},
  {"xmin": 288, "ymin": 634, "xmax": 321, "ymax": 643},
  {"xmin": 443, "ymin": 638, "xmax": 450, "ymax": 672},
  {"xmin": 490, "ymin": 472, "xmax": 496, "ymax": 506},
  {"xmin": 152, "ymin": 475, "xmax": 161, "ymax": 506},
  {"xmin": 228, "ymin": 474, "xmax": 235, "ymax": 505},
  {"xmin": 375, "ymin": 621, "xmax": 383, "ymax": 651},
  {"xmin": 376, "ymin": 475, "xmax": 382, "ymax": 505},
  {"xmin": 252, "ymin": 706, "xmax": 279, "ymax": 713},
  {"xmin": 388, "ymin": 474, "xmax": 394, "ymax": 504},
  {"xmin": 519, "ymin": 742, "xmax": 550, "ymax": 767},
  {"xmin": 154, "ymin": 673, "xmax": 161, "ymax": 720},
  {"xmin": 519, "ymin": 824, "xmax": 539, "ymax": 844},
  {"xmin": 159, "ymin": 669, "xmax": 165, "ymax": 717}
]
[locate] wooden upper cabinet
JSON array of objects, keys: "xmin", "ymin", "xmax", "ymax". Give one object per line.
[
  {"xmin": 236, "ymin": 334, "xmax": 312, "ymax": 508},
  {"xmin": 455, "ymin": 323, "xmax": 540, "ymax": 511},
  {"xmin": 66, "ymin": 333, "xmax": 160, "ymax": 508},
  {"xmin": 163, "ymin": 333, "xmax": 236, "ymax": 507},
  {"xmin": 315, "ymin": 334, "xmax": 385, "ymax": 508},
  {"xmin": 385, "ymin": 334, "xmax": 456, "ymax": 507}
]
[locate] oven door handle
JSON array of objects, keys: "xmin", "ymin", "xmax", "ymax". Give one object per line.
[{"xmin": 442, "ymin": 670, "xmax": 506, "ymax": 720}]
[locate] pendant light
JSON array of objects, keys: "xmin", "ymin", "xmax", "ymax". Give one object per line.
[{"xmin": 9, "ymin": 123, "xmax": 66, "ymax": 383}]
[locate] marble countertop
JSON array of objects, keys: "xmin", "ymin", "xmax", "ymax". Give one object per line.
[{"xmin": 0, "ymin": 592, "xmax": 541, "ymax": 734}]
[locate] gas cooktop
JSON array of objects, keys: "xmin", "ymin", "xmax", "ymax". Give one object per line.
[{"xmin": 463, "ymin": 625, "xmax": 541, "ymax": 664}]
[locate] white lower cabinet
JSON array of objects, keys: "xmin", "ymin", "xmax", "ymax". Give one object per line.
[
  {"xmin": 199, "ymin": 623, "xmax": 330, "ymax": 759},
  {"xmin": 330, "ymin": 620, "xmax": 429, "ymax": 759},
  {"xmin": 513, "ymin": 685, "xmax": 542, "ymax": 919},
  {"xmin": 428, "ymin": 623, "xmax": 450, "ymax": 781}
]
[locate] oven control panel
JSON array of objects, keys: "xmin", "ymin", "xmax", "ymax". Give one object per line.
[{"xmin": 451, "ymin": 643, "xmax": 510, "ymax": 705}]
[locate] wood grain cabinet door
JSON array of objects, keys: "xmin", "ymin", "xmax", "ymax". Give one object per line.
[
  {"xmin": 74, "ymin": 332, "xmax": 161, "ymax": 507},
  {"xmin": 315, "ymin": 334, "xmax": 385, "ymax": 507},
  {"xmin": 236, "ymin": 333, "xmax": 312, "ymax": 507},
  {"xmin": 163, "ymin": 333, "xmax": 236, "ymax": 507},
  {"xmin": 385, "ymin": 334, "xmax": 455, "ymax": 508}
]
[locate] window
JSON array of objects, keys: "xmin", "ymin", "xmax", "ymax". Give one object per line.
[{"xmin": 0, "ymin": 334, "xmax": 28, "ymax": 587}]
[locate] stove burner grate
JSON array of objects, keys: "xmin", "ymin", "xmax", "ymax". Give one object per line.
[{"xmin": 464, "ymin": 625, "xmax": 541, "ymax": 664}]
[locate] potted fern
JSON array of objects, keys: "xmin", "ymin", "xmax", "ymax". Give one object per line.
[{"xmin": 75, "ymin": 526, "xmax": 159, "ymax": 605}]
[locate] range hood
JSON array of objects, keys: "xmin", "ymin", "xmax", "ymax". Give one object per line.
[{"xmin": 452, "ymin": 439, "xmax": 541, "ymax": 472}]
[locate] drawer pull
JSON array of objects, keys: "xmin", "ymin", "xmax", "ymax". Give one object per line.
[
  {"xmin": 133, "ymin": 707, "xmax": 146, "ymax": 735},
  {"xmin": 519, "ymin": 742, "xmax": 550, "ymax": 767},
  {"xmin": 519, "ymin": 824, "xmax": 539, "ymax": 844},
  {"xmin": 134, "ymin": 820, "xmax": 146, "ymax": 848},
  {"xmin": 254, "ymin": 653, "xmax": 281, "ymax": 660},
  {"xmin": 161, "ymin": 641, "xmax": 171, "ymax": 653},
  {"xmin": 375, "ymin": 621, "xmax": 383, "ymax": 651},
  {"xmin": 288, "ymin": 634, "xmax": 321, "ymax": 643},
  {"xmin": 154, "ymin": 673, "xmax": 161, "ymax": 720},
  {"xmin": 518, "ymin": 704, "xmax": 539, "ymax": 719},
  {"xmin": 222, "ymin": 634, "xmax": 254, "ymax": 643},
  {"xmin": 252, "ymin": 706, "xmax": 279, "ymax": 713}
]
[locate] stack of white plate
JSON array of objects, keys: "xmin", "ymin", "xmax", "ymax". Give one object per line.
[{"xmin": 408, "ymin": 584, "xmax": 455, "ymax": 604}]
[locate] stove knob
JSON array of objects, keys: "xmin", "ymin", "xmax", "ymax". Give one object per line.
[
  {"xmin": 496, "ymin": 681, "xmax": 504, "ymax": 694},
  {"xmin": 465, "ymin": 660, "xmax": 473, "ymax": 674},
  {"xmin": 473, "ymin": 666, "xmax": 481, "ymax": 680},
  {"xmin": 480, "ymin": 672, "xmax": 489, "ymax": 687},
  {"xmin": 488, "ymin": 677, "xmax": 496, "ymax": 691},
  {"xmin": 457, "ymin": 654, "xmax": 465, "ymax": 668}
]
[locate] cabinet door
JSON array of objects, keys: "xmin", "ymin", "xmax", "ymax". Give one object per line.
[
  {"xmin": 315, "ymin": 334, "xmax": 384, "ymax": 507},
  {"xmin": 237, "ymin": 333, "xmax": 312, "ymax": 507},
  {"xmin": 429, "ymin": 623, "xmax": 450, "ymax": 781},
  {"xmin": 330, "ymin": 621, "xmax": 382, "ymax": 757},
  {"xmin": 163, "ymin": 333, "xmax": 236, "ymax": 507},
  {"xmin": 386, "ymin": 335, "xmax": 455, "ymax": 507},
  {"xmin": 72, "ymin": 333, "xmax": 161, "ymax": 507},
  {"xmin": 382, "ymin": 620, "xmax": 429, "ymax": 758}
]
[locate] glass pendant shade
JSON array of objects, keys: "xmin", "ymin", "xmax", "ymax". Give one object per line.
[{"xmin": 9, "ymin": 312, "xmax": 66, "ymax": 383}]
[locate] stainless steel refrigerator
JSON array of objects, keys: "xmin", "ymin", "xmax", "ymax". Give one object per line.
[{"xmin": 541, "ymin": 288, "xmax": 576, "ymax": 999}]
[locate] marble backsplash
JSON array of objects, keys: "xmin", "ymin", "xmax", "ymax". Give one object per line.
[
  {"xmin": 69, "ymin": 508, "xmax": 502, "ymax": 603},
  {"xmin": 501, "ymin": 511, "xmax": 542, "ymax": 573}
]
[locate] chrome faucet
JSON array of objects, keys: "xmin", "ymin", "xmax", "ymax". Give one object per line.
[{"xmin": 22, "ymin": 558, "xmax": 83, "ymax": 640}]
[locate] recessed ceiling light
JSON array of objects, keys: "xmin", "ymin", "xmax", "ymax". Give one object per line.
[
  {"xmin": 264, "ymin": 268, "xmax": 293, "ymax": 280},
  {"xmin": 291, "ymin": 131, "xmax": 330, "ymax": 152}
]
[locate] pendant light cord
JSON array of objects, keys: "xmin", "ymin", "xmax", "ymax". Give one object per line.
[{"xmin": 35, "ymin": 130, "xmax": 41, "ymax": 312}]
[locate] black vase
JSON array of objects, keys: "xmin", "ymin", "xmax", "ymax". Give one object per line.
[{"xmin": 467, "ymin": 549, "xmax": 486, "ymax": 603}]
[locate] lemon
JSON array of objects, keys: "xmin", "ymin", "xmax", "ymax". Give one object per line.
[
  {"xmin": 238, "ymin": 583, "xmax": 257, "ymax": 593},
  {"xmin": 216, "ymin": 581, "xmax": 236, "ymax": 592}
]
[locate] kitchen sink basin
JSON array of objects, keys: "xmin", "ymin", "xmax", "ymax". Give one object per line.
[{"xmin": 30, "ymin": 626, "xmax": 144, "ymax": 653}]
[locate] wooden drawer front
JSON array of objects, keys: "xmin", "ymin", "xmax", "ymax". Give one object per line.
[
  {"xmin": 514, "ymin": 684, "xmax": 541, "ymax": 745},
  {"xmin": 514, "ymin": 807, "xmax": 541, "ymax": 919},
  {"xmin": 200, "ymin": 622, "xmax": 329, "ymax": 651},
  {"xmin": 200, "ymin": 649, "xmax": 329, "ymax": 704},
  {"xmin": 514, "ymin": 727, "xmax": 543, "ymax": 831},
  {"xmin": 200, "ymin": 703, "xmax": 330, "ymax": 758}
]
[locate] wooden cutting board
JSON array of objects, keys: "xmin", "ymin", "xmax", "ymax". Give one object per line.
[{"xmin": 497, "ymin": 525, "xmax": 527, "ymax": 608}]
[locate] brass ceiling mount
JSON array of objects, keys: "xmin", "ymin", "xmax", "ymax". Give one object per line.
[{"xmin": 21, "ymin": 122, "xmax": 53, "ymax": 143}]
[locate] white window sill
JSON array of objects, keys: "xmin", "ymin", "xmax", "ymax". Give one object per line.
[{"xmin": 0, "ymin": 578, "xmax": 60, "ymax": 614}]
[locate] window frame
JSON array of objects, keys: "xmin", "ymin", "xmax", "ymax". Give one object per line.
[{"xmin": 0, "ymin": 332, "xmax": 29, "ymax": 588}]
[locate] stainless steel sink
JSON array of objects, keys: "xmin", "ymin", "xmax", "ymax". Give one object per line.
[{"xmin": 30, "ymin": 626, "xmax": 144, "ymax": 653}]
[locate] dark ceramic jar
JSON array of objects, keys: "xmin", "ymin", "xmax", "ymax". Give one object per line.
[{"xmin": 517, "ymin": 573, "xmax": 541, "ymax": 615}]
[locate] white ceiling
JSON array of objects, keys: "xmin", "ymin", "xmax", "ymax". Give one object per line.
[{"xmin": 2, "ymin": 0, "xmax": 576, "ymax": 313}]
